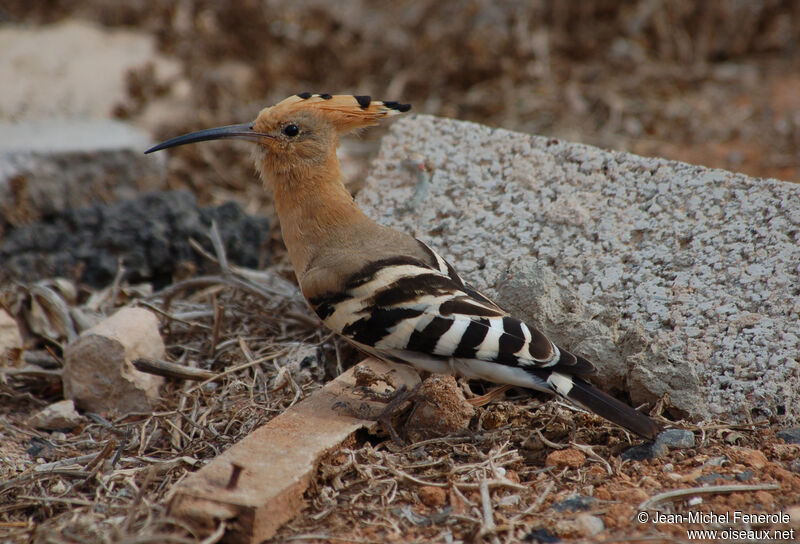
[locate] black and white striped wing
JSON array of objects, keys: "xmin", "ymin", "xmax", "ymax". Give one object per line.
[
  {"xmin": 308, "ymin": 241, "xmax": 660, "ymax": 439},
  {"xmin": 308, "ymin": 243, "xmax": 593, "ymax": 380}
]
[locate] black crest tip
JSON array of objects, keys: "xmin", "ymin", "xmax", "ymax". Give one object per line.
[
  {"xmin": 354, "ymin": 95, "xmax": 371, "ymax": 109},
  {"xmin": 383, "ymin": 101, "xmax": 411, "ymax": 112}
]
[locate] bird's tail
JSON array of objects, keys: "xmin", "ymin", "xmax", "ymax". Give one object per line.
[
  {"xmin": 544, "ymin": 371, "xmax": 660, "ymax": 439},
  {"xmin": 566, "ymin": 376, "xmax": 660, "ymax": 439}
]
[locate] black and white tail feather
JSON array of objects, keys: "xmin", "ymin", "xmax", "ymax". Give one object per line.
[{"xmin": 310, "ymin": 240, "xmax": 660, "ymax": 440}]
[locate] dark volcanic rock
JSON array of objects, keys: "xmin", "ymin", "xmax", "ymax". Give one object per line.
[{"xmin": 0, "ymin": 191, "xmax": 270, "ymax": 288}]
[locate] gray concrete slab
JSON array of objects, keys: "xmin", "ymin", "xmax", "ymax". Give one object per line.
[{"xmin": 358, "ymin": 114, "xmax": 799, "ymax": 423}]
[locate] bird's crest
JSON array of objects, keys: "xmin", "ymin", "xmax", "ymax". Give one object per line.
[{"xmin": 262, "ymin": 93, "xmax": 410, "ymax": 133}]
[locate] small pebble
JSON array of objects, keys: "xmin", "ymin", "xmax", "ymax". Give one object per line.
[
  {"xmin": 546, "ymin": 448, "xmax": 586, "ymax": 469},
  {"xmin": 703, "ymin": 455, "xmax": 727, "ymax": 467},
  {"xmin": 696, "ymin": 472, "xmax": 731, "ymax": 484},
  {"xmin": 735, "ymin": 470, "xmax": 754, "ymax": 482},
  {"xmin": 504, "ymin": 469, "xmax": 521, "ymax": 484},
  {"xmin": 777, "ymin": 427, "xmax": 800, "ymax": 445},
  {"xmin": 417, "ymin": 486, "xmax": 447, "ymax": 508},
  {"xmin": 662, "ymin": 462, "xmax": 674, "ymax": 472},
  {"xmin": 656, "ymin": 429, "xmax": 695, "ymax": 449},
  {"xmin": 785, "ymin": 505, "xmax": 800, "ymax": 529},
  {"xmin": 621, "ymin": 441, "xmax": 667, "ymax": 461},
  {"xmin": 525, "ymin": 528, "xmax": 560, "ymax": 543},
  {"xmin": 739, "ymin": 448, "xmax": 768, "ymax": 469},
  {"xmin": 753, "ymin": 490, "xmax": 774, "ymax": 508},
  {"xmin": 496, "ymin": 495, "xmax": 519, "ymax": 506},
  {"xmin": 574, "ymin": 513, "xmax": 604, "ymax": 537},
  {"xmin": 594, "ymin": 487, "xmax": 612, "ymax": 501},
  {"xmin": 616, "ymin": 487, "xmax": 648, "ymax": 503},
  {"xmin": 552, "ymin": 494, "xmax": 596, "ymax": 512},
  {"xmin": 408, "ymin": 448, "xmax": 427, "ymax": 460}
]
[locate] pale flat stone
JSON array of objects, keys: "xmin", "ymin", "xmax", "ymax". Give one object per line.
[
  {"xmin": 0, "ymin": 309, "xmax": 23, "ymax": 366},
  {"xmin": 63, "ymin": 307, "xmax": 165, "ymax": 415},
  {"xmin": 358, "ymin": 114, "xmax": 800, "ymax": 423},
  {"xmin": 28, "ymin": 399, "xmax": 83, "ymax": 431}
]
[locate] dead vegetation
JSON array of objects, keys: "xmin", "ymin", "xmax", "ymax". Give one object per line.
[
  {"xmin": 2, "ymin": 1, "xmax": 800, "ymax": 543},
  {"xmin": 2, "ymin": 235, "xmax": 798, "ymax": 542}
]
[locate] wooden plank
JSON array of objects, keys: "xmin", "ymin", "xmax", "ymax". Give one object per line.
[{"xmin": 168, "ymin": 358, "xmax": 419, "ymax": 543}]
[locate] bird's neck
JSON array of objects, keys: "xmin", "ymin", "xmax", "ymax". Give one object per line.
[{"xmin": 269, "ymin": 153, "xmax": 372, "ymax": 277}]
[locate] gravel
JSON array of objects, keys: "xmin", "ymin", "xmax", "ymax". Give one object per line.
[{"xmin": 0, "ymin": 190, "xmax": 270, "ymax": 288}]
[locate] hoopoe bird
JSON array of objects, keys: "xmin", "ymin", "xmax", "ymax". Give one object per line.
[{"xmin": 146, "ymin": 93, "xmax": 660, "ymax": 440}]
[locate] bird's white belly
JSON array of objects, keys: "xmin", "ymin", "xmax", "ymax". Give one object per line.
[{"xmin": 385, "ymin": 349, "xmax": 552, "ymax": 394}]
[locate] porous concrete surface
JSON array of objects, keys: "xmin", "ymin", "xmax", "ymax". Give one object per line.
[
  {"xmin": 358, "ymin": 114, "xmax": 799, "ymax": 423},
  {"xmin": 0, "ymin": 119, "xmax": 165, "ymax": 228}
]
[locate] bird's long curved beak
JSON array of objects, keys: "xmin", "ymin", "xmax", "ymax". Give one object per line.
[{"xmin": 144, "ymin": 122, "xmax": 268, "ymax": 154}]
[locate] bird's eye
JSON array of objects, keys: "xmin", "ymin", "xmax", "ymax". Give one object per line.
[{"xmin": 282, "ymin": 124, "xmax": 299, "ymax": 137}]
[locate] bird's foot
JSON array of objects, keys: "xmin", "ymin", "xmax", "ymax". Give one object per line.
[{"xmin": 333, "ymin": 383, "xmax": 420, "ymax": 445}]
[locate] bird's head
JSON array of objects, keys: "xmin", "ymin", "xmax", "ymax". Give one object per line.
[{"xmin": 145, "ymin": 93, "xmax": 410, "ymax": 179}]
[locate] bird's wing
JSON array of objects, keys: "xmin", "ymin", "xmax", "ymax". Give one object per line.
[
  {"xmin": 307, "ymin": 239, "xmax": 660, "ymax": 440},
  {"xmin": 307, "ymin": 240, "xmax": 594, "ymax": 376}
]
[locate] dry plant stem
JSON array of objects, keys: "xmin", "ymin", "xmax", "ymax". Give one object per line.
[
  {"xmin": 638, "ymin": 483, "xmax": 781, "ymax": 512},
  {"xmin": 188, "ymin": 236, "xmax": 299, "ymax": 298},
  {"xmin": 466, "ymin": 385, "xmax": 514, "ymax": 407},
  {"xmin": 84, "ymin": 439, "xmax": 117, "ymax": 472},
  {"xmin": 184, "ymin": 348, "xmax": 290, "ymax": 394},
  {"xmin": 199, "ymin": 520, "xmax": 227, "ymax": 544},
  {"xmin": 208, "ymin": 221, "xmax": 229, "ymax": 271},
  {"xmin": 132, "ymin": 358, "xmax": 217, "ymax": 381},
  {"xmin": 123, "ymin": 465, "xmax": 158, "ymax": 532},
  {"xmin": 209, "ymin": 295, "xmax": 223, "ymax": 359},
  {"xmin": 138, "ymin": 300, "xmax": 213, "ymax": 330},
  {"xmin": 536, "ymin": 430, "xmax": 567, "ymax": 449},
  {"xmin": 0, "ymin": 366, "xmax": 62, "ymax": 378},
  {"xmin": 103, "ymin": 256, "xmax": 126, "ymax": 315},
  {"xmin": 0, "ymin": 521, "xmax": 31, "ymax": 528},
  {"xmin": 186, "ymin": 230, "xmax": 300, "ymax": 301},
  {"xmin": 514, "ymin": 480, "xmax": 555, "ymax": 520},
  {"xmin": 570, "ymin": 442, "xmax": 614, "ymax": 475},
  {"xmin": 17, "ymin": 495, "xmax": 93, "ymax": 506},
  {"xmin": 478, "ymin": 477, "xmax": 496, "ymax": 534}
]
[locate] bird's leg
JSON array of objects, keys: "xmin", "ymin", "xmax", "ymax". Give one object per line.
[
  {"xmin": 373, "ymin": 384, "xmax": 418, "ymax": 445},
  {"xmin": 334, "ymin": 381, "xmax": 424, "ymax": 445}
]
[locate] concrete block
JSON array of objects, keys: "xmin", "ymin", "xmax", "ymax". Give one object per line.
[
  {"xmin": 0, "ymin": 119, "xmax": 165, "ymax": 229},
  {"xmin": 358, "ymin": 114, "xmax": 800, "ymax": 423}
]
